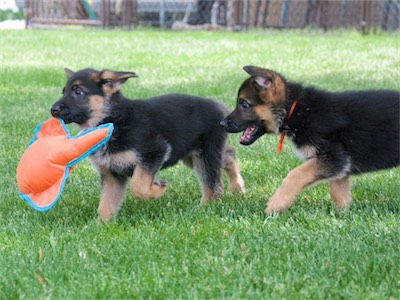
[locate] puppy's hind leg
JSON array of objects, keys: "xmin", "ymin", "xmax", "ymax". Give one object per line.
[
  {"xmin": 198, "ymin": 134, "xmax": 228, "ymax": 205},
  {"xmin": 98, "ymin": 172, "xmax": 128, "ymax": 221},
  {"xmin": 130, "ymin": 165, "xmax": 167, "ymax": 200},
  {"xmin": 187, "ymin": 153, "xmax": 222, "ymax": 205},
  {"xmin": 221, "ymin": 145, "xmax": 245, "ymax": 194},
  {"xmin": 329, "ymin": 176, "xmax": 352, "ymax": 210}
]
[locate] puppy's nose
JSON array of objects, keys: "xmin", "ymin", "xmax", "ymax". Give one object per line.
[
  {"xmin": 51, "ymin": 105, "xmax": 60, "ymax": 117},
  {"xmin": 220, "ymin": 118, "xmax": 229, "ymax": 128}
]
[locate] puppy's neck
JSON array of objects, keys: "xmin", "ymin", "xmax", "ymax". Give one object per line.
[
  {"xmin": 276, "ymin": 82, "xmax": 305, "ymax": 133},
  {"xmin": 79, "ymin": 99, "xmax": 118, "ymax": 130}
]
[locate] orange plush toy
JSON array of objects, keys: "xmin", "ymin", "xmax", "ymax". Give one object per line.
[{"xmin": 16, "ymin": 118, "xmax": 113, "ymax": 211}]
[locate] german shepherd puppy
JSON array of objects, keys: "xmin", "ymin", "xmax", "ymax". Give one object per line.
[
  {"xmin": 221, "ymin": 65, "xmax": 399, "ymax": 214},
  {"xmin": 51, "ymin": 68, "xmax": 245, "ymax": 221}
]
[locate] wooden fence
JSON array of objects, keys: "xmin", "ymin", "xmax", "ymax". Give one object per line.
[{"xmin": 24, "ymin": 0, "xmax": 399, "ymax": 32}]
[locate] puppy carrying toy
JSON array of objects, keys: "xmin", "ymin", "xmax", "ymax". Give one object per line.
[
  {"xmin": 16, "ymin": 117, "xmax": 114, "ymax": 211},
  {"xmin": 50, "ymin": 68, "xmax": 245, "ymax": 221}
]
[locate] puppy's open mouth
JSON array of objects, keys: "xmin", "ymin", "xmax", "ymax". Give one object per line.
[{"xmin": 240, "ymin": 124, "xmax": 265, "ymax": 145}]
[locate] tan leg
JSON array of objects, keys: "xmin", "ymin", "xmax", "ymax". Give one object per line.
[
  {"xmin": 195, "ymin": 154, "xmax": 223, "ymax": 204},
  {"xmin": 98, "ymin": 172, "xmax": 127, "ymax": 221},
  {"xmin": 222, "ymin": 145, "xmax": 245, "ymax": 194},
  {"xmin": 265, "ymin": 158, "xmax": 319, "ymax": 214},
  {"xmin": 130, "ymin": 165, "xmax": 167, "ymax": 200},
  {"xmin": 183, "ymin": 152, "xmax": 223, "ymax": 204},
  {"xmin": 199, "ymin": 185, "xmax": 217, "ymax": 205},
  {"xmin": 329, "ymin": 176, "xmax": 352, "ymax": 209}
]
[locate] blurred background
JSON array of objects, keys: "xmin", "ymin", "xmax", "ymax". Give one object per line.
[{"xmin": 0, "ymin": 0, "xmax": 399, "ymax": 32}]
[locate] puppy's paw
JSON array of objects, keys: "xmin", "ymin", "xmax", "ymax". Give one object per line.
[
  {"xmin": 200, "ymin": 196, "xmax": 216, "ymax": 205},
  {"xmin": 230, "ymin": 177, "xmax": 245, "ymax": 194},
  {"xmin": 98, "ymin": 207, "xmax": 113, "ymax": 222},
  {"xmin": 264, "ymin": 203, "xmax": 282, "ymax": 216},
  {"xmin": 264, "ymin": 194, "xmax": 292, "ymax": 215},
  {"xmin": 151, "ymin": 183, "xmax": 167, "ymax": 198},
  {"xmin": 154, "ymin": 180, "xmax": 168, "ymax": 187}
]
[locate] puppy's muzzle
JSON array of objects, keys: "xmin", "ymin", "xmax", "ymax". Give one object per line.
[
  {"xmin": 219, "ymin": 118, "xmax": 229, "ymax": 129},
  {"xmin": 51, "ymin": 102, "xmax": 68, "ymax": 119},
  {"xmin": 220, "ymin": 117, "xmax": 239, "ymax": 133},
  {"xmin": 50, "ymin": 104, "xmax": 61, "ymax": 118}
]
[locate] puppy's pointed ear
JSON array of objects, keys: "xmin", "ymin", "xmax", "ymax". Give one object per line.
[
  {"xmin": 64, "ymin": 68, "xmax": 75, "ymax": 79},
  {"xmin": 243, "ymin": 65, "xmax": 264, "ymax": 76},
  {"xmin": 253, "ymin": 76, "xmax": 272, "ymax": 90},
  {"xmin": 243, "ymin": 65, "xmax": 275, "ymax": 77},
  {"xmin": 244, "ymin": 66, "xmax": 286, "ymax": 104},
  {"xmin": 100, "ymin": 70, "xmax": 138, "ymax": 95},
  {"xmin": 243, "ymin": 65, "xmax": 279, "ymax": 91},
  {"xmin": 243, "ymin": 66, "xmax": 274, "ymax": 90}
]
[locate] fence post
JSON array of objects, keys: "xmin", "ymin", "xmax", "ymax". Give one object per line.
[
  {"xmin": 102, "ymin": 0, "xmax": 110, "ymax": 27},
  {"xmin": 242, "ymin": 0, "xmax": 248, "ymax": 30},
  {"xmin": 382, "ymin": 0, "xmax": 399, "ymax": 31},
  {"xmin": 339, "ymin": 0, "xmax": 346, "ymax": 26},
  {"xmin": 159, "ymin": 0, "xmax": 165, "ymax": 28},
  {"xmin": 24, "ymin": 0, "xmax": 31, "ymax": 28},
  {"xmin": 316, "ymin": 0, "xmax": 328, "ymax": 31},
  {"xmin": 361, "ymin": 0, "xmax": 371, "ymax": 34},
  {"xmin": 122, "ymin": 0, "xmax": 133, "ymax": 29},
  {"xmin": 280, "ymin": 0, "xmax": 290, "ymax": 28}
]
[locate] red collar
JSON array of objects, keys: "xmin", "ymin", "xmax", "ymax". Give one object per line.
[{"xmin": 276, "ymin": 101, "xmax": 297, "ymax": 153}]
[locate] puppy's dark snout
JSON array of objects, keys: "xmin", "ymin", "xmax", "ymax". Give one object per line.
[
  {"xmin": 51, "ymin": 104, "xmax": 61, "ymax": 117},
  {"xmin": 220, "ymin": 118, "xmax": 229, "ymax": 128}
]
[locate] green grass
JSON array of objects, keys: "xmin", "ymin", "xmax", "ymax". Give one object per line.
[{"xmin": 1, "ymin": 28, "xmax": 399, "ymax": 299}]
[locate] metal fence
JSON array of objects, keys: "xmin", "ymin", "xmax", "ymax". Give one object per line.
[{"xmin": 25, "ymin": 0, "xmax": 400, "ymax": 32}]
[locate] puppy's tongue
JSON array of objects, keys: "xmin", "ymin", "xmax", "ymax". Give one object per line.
[{"xmin": 240, "ymin": 125, "xmax": 256, "ymax": 143}]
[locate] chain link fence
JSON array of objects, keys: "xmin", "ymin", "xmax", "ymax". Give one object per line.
[{"xmin": 25, "ymin": 0, "xmax": 400, "ymax": 32}]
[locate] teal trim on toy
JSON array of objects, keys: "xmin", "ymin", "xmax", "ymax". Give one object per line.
[
  {"xmin": 81, "ymin": 0, "xmax": 97, "ymax": 20},
  {"xmin": 16, "ymin": 118, "xmax": 114, "ymax": 212}
]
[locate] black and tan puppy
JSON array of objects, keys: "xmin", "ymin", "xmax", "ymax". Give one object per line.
[
  {"xmin": 51, "ymin": 68, "xmax": 245, "ymax": 220},
  {"xmin": 221, "ymin": 65, "xmax": 399, "ymax": 214}
]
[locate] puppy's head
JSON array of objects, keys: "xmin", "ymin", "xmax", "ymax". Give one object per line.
[
  {"xmin": 220, "ymin": 66, "xmax": 287, "ymax": 145},
  {"xmin": 51, "ymin": 68, "xmax": 137, "ymax": 130}
]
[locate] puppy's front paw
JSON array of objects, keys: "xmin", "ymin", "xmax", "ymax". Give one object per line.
[
  {"xmin": 264, "ymin": 203, "xmax": 283, "ymax": 215},
  {"xmin": 154, "ymin": 180, "xmax": 168, "ymax": 187},
  {"xmin": 98, "ymin": 206, "xmax": 113, "ymax": 222},
  {"xmin": 264, "ymin": 192, "xmax": 293, "ymax": 215},
  {"xmin": 151, "ymin": 182, "xmax": 167, "ymax": 198},
  {"xmin": 230, "ymin": 177, "xmax": 245, "ymax": 194},
  {"xmin": 132, "ymin": 184, "xmax": 167, "ymax": 199}
]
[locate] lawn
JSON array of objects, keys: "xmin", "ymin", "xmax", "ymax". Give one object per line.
[{"xmin": 0, "ymin": 28, "xmax": 399, "ymax": 299}]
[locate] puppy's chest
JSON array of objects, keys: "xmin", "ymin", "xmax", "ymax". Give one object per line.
[{"xmin": 90, "ymin": 144, "xmax": 140, "ymax": 175}]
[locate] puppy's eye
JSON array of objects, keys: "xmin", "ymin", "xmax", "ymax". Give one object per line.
[
  {"xmin": 72, "ymin": 86, "xmax": 84, "ymax": 96},
  {"xmin": 239, "ymin": 99, "xmax": 250, "ymax": 109}
]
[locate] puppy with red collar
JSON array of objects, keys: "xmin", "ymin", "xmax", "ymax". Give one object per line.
[{"xmin": 221, "ymin": 66, "xmax": 399, "ymax": 214}]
